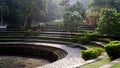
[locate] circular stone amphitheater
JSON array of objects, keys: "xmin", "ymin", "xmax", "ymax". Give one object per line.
[{"xmin": 0, "ymin": 42, "xmax": 85, "ymax": 68}]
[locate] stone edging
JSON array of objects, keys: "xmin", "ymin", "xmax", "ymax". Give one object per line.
[
  {"xmin": 77, "ymin": 53, "xmax": 107, "ymax": 68},
  {"xmin": 100, "ymin": 58, "xmax": 120, "ymax": 68}
]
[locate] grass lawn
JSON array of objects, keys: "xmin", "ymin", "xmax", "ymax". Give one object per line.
[
  {"xmin": 111, "ymin": 62, "xmax": 120, "ymax": 68},
  {"xmin": 79, "ymin": 56, "xmax": 111, "ymax": 68}
]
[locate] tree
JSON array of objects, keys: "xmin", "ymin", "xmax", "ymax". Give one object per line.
[
  {"xmin": 15, "ymin": 0, "xmax": 47, "ymax": 29},
  {"xmin": 63, "ymin": 2, "xmax": 85, "ymax": 32},
  {"xmin": 44, "ymin": 0, "xmax": 64, "ymax": 22},
  {"xmin": 63, "ymin": 11, "xmax": 83, "ymax": 32},
  {"xmin": 65, "ymin": 2, "xmax": 85, "ymax": 19},
  {"xmin": 89, "ymin": 0, "xmax": 120, "ymax": 11},
  {"xmin": 97, "ymin": 8, "xmax": 120, "ymax": 37},
  {"xmin": 0, "ymin": 0, "xmax": 9, "ymax": 25}
]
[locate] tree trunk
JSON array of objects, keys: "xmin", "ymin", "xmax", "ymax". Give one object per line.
[
  {"xmin": 1, "ymin": 10, "xmax": 3, "ymax": 25},
  {"xmin": 23, "ymin": 17, "xmax": 28, "ymax": 29}
]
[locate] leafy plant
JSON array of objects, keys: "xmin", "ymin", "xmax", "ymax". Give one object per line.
[
  {"xmin": 97, "ymin": 8, "xmax": 120, "ymax": 37},
  {"xmin": 24, "ymin": 29, "xmax": 33, "ymax": 36},
  {"xmin": 82, "ymin": 47, "xmax": 105, "ymax": 60},
  {"xmin": 105, "ymin": 41, "xmax": 120, "ymax": 60}
]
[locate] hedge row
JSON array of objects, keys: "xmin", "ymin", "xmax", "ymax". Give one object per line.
[
  {"xmin": 82, "ymin": 41, "xmax": 120, "ymax": 60},
  {"xmin": 82, "ymin": 47, "xmax": 105, "ymax": 60}
]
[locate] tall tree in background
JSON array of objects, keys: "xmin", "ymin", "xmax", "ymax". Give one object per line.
[
  {"xmin": 0, "ymin": 0, "xmax": 48, "ymax": 29},
  {"xmin": 65, "ymin": 2, "xmax": 85, "ymax": 19},
  {"xmin": 45, "ymin": 0, "xmax": 64, "ymax": 22},
  {"xmin": 87, "ymin": 0, "xmax": 120, "ymax": 25},
  {"xmin": 63, "ymin": 2, "xmax": 85, "ymax": 32},
  {"xmin": 0, "ymin": 0, "xmax": 9, "ymax": 25},
  {"xmin": 89, "ymin": 0, "xmax": 120, "ymax": 12},
  {"xmin": 16, "ymin": 0, "xmax": 47, "ymax": 29}
]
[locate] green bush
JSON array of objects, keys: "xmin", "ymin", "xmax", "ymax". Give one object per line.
[
  {"xmin": 82, "ymin": 47, "xmax": 105, "ymax": 60},
  {"xmin": 72, "ymin": 31, "xmax": 98, "ymax": 44},
  {"xmin": 24, "ymin": 29, "xmax": 33, "ymax": 36},
  {"xmin": 85, "ymin": 31, "xmax": 99, "ymax": 40},
  {"xmin": 33, "ymin": 29, "xmax": 41, "ymax": 36},
  {"xmin": 105, "ymin": 41, "xmax": 120, "ymax": 60}
]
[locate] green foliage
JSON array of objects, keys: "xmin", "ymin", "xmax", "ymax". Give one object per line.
[
  {"xmin": 72, "ymin": 31, "xmax": 98, "ymax": 44},
  {"xmin": 105, "ymin": 41, "xmax": 120, "ymax": 60},
  {"xmin": 0, "ymin": 0, "xmax": 48, "ymax": 29},
  {"xmin": 24, "ymin": 29, "xmax": 40, "ymax": 36},
  {"xmin": 33, "ymin": 29, "xmax": 41, "ymax": 36},
  {"xmin": 63, "ymin": 1, "xmax": 85, "ymax": 32},
  {"xmin": 82, "ymin": 47, "xmax": 105, "ymax": 60},
  {"xmin": 24, "ymin": 29, "xmax": 33, "ymax": 36},
  {"xmin": 85, "ymin": 31, "xmax": 99, "ymax": 40},
  {"xmin": 71, "ymin": 33, "xmax": 88, "ymax": 44},
  {"xmin": 63, "ymin": 11, "xmax": 83, "ymax": 31},
  {"xmin": 97, "ymin": 8, "xmax": 120, "ymax": 37},
  {"xmin": 65, "ymin": 2, "xmax": 85, "ymax": 18},
  {"xmin": 90, "ymin": 0, "xmax": 120, "ymax": 11}
]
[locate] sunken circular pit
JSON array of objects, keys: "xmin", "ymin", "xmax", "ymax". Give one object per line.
[{"xmin": 0, "ymin": 42, "xmax": 67, "ymax": 68}]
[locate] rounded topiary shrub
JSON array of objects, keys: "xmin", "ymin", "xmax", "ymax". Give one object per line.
[
  {"xmin": 82, "ymin": 47, "xmax": 105, "ymax": 60},
  {"xmin": 105, "ymin": 41, "xmax": 120, "ymax": 60}
]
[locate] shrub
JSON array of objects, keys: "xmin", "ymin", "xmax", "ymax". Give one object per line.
[
  {"xmin": 105, "ymin": 41, "xmax": 120, "ymax": 60},
  {"xmin": 71, "ymin": 33, "xmax": 85, "ymax": 42},
  {"xmin": 72, "ymin": 31, "xmax": 98, "ymax": 44},
  {"xmin": 24, "ymin": 29, "xmax": 33, "ymax": 36},
  {"xmin": 85, "ymin": 31, "xmax": 99, "ymax": 40},
  {"xmin": 82, "ymin": 47, "xmax": 105, "ymax": 60},
  {"xmin": 33, "ymin": 29, "xmax": 41, "ymax": 36}
]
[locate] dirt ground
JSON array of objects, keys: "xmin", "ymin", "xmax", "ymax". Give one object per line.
[{"xmin": 0, "ymin": 56, "xmax": 50, "ymax": 68}]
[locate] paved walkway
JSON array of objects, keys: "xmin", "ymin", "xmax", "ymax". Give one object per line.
[
  {"xmin": 0, "ymin": 42, "xmax": 86, "ymax": 68},
  {"xmin": 100, "ymin": 58, "xmax": 120, "ymax": 68}
]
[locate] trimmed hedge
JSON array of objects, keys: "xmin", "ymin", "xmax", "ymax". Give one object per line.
[
  {"xmin": 82, "ymin": 47, "xmax": 105, "ymax": 60},
  {"xmin": 105, "ymin": 41, "xmax": 120, "ymax": 60},
  {"xmin": 72, "ymin": 31, "xmax": 98, "ymax": 44}
]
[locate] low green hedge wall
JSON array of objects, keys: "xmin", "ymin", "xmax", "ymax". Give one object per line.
[
  {"xmin": 72, "ymin": 31, "xmax": 99, "ymax": 44},
  {"xmin": 82, "ymin": 47, "xmax": 105, "ymax": 60},
  {"xmin": 105, "ymin": 41, "xmax": 120, "ymax": 60}
]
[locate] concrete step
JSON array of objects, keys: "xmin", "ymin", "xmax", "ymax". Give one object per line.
[
  {"xmin": 89, "ymin": 41, "xmax": 106, "ymax": 47},
  {"xmin": 0, "ymin": 36, "xmax": 72, "ymax": 42},
  {"xmin": 39, "ymin": 34, "xmax": 73, "ymax": 38},
  {"xmin": 41, "ymin": 31, "xmax": 79, "ymax": 35}
]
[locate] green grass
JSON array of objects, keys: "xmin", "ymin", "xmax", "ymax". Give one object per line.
[
  {"xmin": 0, "ymin": 58, "xmax": 17, "ymax": 65},
  {"xmin": 111, "ymin": 62, "xmax": 120, "ymax": 68},
  {"xmin": 79, "ymin": 56, "xmax": 111, "ymax": 68}
]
